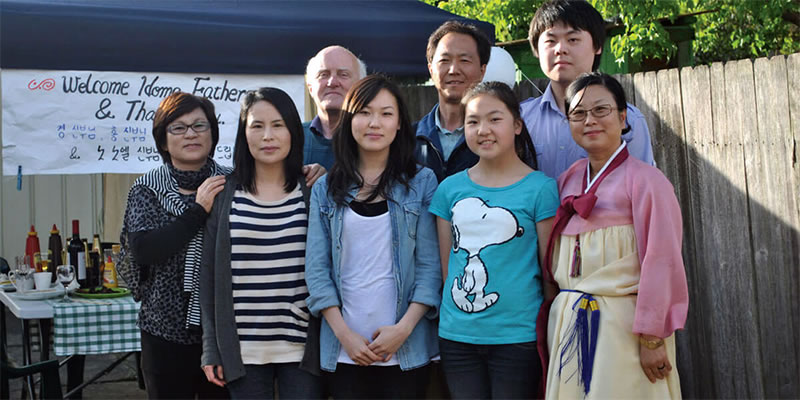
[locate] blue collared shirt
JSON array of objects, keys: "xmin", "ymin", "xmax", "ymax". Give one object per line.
[
  {"xmin": 520, "ymin": 83, "xmax": 655, "ymax": 179},
  {"xmin": 434, "ymin": 108, "xmax": 465, "ymax": 162},
  {"xmin": 302, "ymin": 116, "xmax": 335, "ymax": 171}
]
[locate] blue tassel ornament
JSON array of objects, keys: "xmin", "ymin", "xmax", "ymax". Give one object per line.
[{"xmin": 559, "ymin": 291, "xmax": 601, "ymax": 396}]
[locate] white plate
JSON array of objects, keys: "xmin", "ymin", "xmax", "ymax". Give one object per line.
[{"xmin": 11, "ymin": 286, "xmax": 66, "ymax": 300}]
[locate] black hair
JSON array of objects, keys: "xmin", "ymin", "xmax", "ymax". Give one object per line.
[
  {"xmin": 426, "ymin": 20, "xmax": 492, "ymax": 66},
  {"xmin": 529, "ymin": 0, "xmax": 606, "ymax": 71},
  {"xmin": 152, "ymin": 92, "xmax": 219, "ymax": 164},
  {"xmin": 462, "ymin": 81, "xmax": 539, "ymax": 170},
  {"xmin": 327, "ymin": 75, "xmax": 418, "ymax": 205},
  {"xmin": 233, "ymin": 87, "xmax": 305, "ymax": 194},
  {"xmin": 564, "ymin": 72, "xmax": 630, "ymax": 134}
]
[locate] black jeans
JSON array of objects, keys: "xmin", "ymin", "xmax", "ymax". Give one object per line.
[
  {"xmin": 226, "ymin": 363, "xmax": 322, "ymax": 400},
  {"xmin": 439, "ymin": 338, "xmax": 540, "ymax": 400},
  {"xmin": 140, "ymin": 330, "xmax": 229, "ymax": 399},
  {"xmin": 325, "ymin": 363, "xmax": 430, "ymax": 399}
]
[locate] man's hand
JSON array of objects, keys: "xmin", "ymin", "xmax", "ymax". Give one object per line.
[{"xmin": 303, "ymin": 163, "xmax": 327, "ymax": 187}]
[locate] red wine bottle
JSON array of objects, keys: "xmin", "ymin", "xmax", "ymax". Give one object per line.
[{"xmin": 68, "ymin": 220, "xmax": 87, "ymax": 287}]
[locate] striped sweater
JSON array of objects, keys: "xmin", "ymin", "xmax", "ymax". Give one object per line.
[{"xmin": 229, "ymin": 185, "xmax": 309, "ymax": 365}]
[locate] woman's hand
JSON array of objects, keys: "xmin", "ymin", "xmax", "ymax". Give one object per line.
[
  {"xmin": 195, "ymin": 175, "xmax": 226, "ymax": 213},
  {"xmin": 369, "ymin": 323, "xmax": 413, "ymax": 362},
  {"xmin": 201, "ymin": 364, "xmax": 226, "ymax": 387},
  {"xmin": 639, "ymin": 335, "xmax": 672, "ymax": 383},
  {"xmin": 339, "ymin": 329, "xmax": 382, "ymax": 366},
  {"xmin": 303, "ymin": 163, "xmax": 326, "ymax": 187}
]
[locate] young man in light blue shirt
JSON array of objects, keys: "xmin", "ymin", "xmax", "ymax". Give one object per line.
[{"xmin": 520, "ymin": 0, "xmax": 654, "ymax": 179}]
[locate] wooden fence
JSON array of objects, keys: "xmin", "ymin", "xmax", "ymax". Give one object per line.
[{"xmin": 402, "ymin": 53, "xmax": 800, "ymax": 399}]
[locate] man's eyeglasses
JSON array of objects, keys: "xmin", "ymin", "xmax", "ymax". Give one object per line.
[
  {"xmin": 567, "ymin": 105, "xmax": 618, "ymax": 122},
  {"xmin": 167, "ymin": 121, "xmax": 211, "ymax": 135}
]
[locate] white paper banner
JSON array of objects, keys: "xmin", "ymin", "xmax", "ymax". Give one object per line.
[{"xmin": 1, "ymin": 69, "xmax": 306, "ymax": 175}]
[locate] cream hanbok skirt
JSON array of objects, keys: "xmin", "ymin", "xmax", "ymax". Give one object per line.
[{"xmin": 546, "ymin": 225, "xmax": 681, "ymax": 399}]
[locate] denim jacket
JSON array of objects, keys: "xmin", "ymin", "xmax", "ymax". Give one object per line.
[{"xmin": 305, "ymin": 167, "xmax": 442, "ymax": 372}]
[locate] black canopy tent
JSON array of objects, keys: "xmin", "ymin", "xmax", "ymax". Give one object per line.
[{"xmin": 0, "ymin": 0, "xmax": 495, "ymax": 76}]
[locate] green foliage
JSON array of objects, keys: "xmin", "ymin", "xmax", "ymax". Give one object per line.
[
  {"xmin": 692, "ymin": 0, "xmax": 800, "ymax": 64},
  {"xmin": 590, "ymin": 0, "xmax": 681, "ymax": 65},
  {"xmin": 421, "ymin": 0, "xmax": 543, "ymax": 42},
  {"xmin": 421, "ymin": 0, "xmax": 800, "ymax": 66}
]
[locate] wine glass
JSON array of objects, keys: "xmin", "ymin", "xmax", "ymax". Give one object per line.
[
  {"xmin": 13, "ymin": 256, "xmax": 33, "ymax": 293},
  {"xmin": 56, "ymin": 264, "xmax": 75, "ymax": 303}
]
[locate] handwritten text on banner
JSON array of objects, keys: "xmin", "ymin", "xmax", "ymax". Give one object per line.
[{"xmin": 2, "ymin": 69, "xmax": 305, "ymax": 175}]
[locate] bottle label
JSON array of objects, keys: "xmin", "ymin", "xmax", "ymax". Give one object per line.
[{"xmin": 77, "ymin": 251, "xmax": 86, "ymax": 279}]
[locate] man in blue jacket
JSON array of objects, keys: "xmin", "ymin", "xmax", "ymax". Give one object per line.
[{"xmin": 414, "ymin": 21, "xmax": 491, "ymax": 182}]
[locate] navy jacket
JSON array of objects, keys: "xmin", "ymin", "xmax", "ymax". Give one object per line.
[{"xmin": 413, "ymin": 104, "xmax": 478, "ymax": 182}]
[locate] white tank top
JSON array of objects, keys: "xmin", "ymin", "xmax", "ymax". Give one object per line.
[{"xmin": 337, "ymin": 206, "xmax": 398, "ymax": 366}]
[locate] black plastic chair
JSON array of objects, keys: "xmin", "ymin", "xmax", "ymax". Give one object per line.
[{"xmin": 1, "ymin": 356, "xmax": 63, "ymax": 399}]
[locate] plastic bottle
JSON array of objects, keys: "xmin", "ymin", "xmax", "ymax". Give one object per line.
[
  {"xmin": 25, "ymin": 225, "xmax": 42, "ymax": 272},
  {"xmin": 103, "ymin": 248, "xmax": 118, "ymax": 288}
]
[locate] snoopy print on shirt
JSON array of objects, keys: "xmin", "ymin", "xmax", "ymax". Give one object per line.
[{"xmin": 449, "ymin": 197, "xmax": 524, "ymax": 313}]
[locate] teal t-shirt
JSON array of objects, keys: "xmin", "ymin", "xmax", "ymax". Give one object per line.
[{"xmin": 429, "ymin": 170, "xmax": 559, "ymax": 344}]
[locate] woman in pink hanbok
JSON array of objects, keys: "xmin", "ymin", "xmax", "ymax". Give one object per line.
[{"xmin": 536, "ymin": 72, "xmax": 689, "ymax": 399}]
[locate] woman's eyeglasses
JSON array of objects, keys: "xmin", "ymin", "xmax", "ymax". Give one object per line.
[
  {"xmin": 567, "ymin": 105, "xmax": 618, "ymax": 122},
  {"xmin": 167, "ymin": 121, "xmax": 211, "ymax": 135}
]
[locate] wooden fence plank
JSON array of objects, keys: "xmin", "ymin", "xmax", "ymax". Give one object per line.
[
  {"xmin": 654, "ymin": 67, "xmax": 695, "ymax": 398},
  {"xmin": 786, "ymin": 53, "xmax": 800, "ymax": 382},
  {"xmin": 719, "ymin": 59, "xmax": 765, "ymax": 397},
  {"xmin": 400, "ymin": 85, "xmax": 438, "ymax": 123},
  {"xmin": 750, "ymin": 56, "xmax": 799, "ymax": 397},
  {"xmin": 614, "ymin": 73, "xmax": 635, "ymax": 105},
  {"xmin": 632, "ymin": 71, "xmax": 662, "ymax": 165},
  {"xmin": 678, "ymin": 64, "xmax": 717, "ymax": 398}
]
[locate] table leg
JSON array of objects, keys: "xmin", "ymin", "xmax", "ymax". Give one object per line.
[
  {"xmin": 66, "ymin": 355, "xmax": 85, "ymax": 399},
  {"xmin": 135, "ymin": 351, "xmax": 145, "ymax": 390},
  {"xmin": 21, "ymin": 320, "xmax": 35, "ymax": 400},
  {"xmin": 38, "ymin": 319, "xmax": 51, "ymax": 361}
]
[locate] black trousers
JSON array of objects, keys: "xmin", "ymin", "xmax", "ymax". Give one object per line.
[
  {"xmin": 325, "ymin": 363, "xmax": 430, "ymax": 399},
  {"xmin": 140, "ymin": 330, "xmax": 229, "ymax": 400}
]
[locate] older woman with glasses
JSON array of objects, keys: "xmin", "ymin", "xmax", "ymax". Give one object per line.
[
  {"xmin": 119, "ymin": 92, "xmax": 230, "ymax": 399},
  {"xmin": 537, "ymin": 72, "xmax": 689, "ymax": 399}
]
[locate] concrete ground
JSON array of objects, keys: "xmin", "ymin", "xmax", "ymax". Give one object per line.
[{"xmin": 4, "ymin": 310, "xmax": 146, "ymax": 399}]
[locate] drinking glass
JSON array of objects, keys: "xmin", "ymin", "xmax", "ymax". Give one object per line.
[
  {"xmin": 56, "ymin": 264, "xmax": 75, "ymax": 303},
  {"xmin": 12, "ymin": 256, "xmax": 33, "ymax": 292}
]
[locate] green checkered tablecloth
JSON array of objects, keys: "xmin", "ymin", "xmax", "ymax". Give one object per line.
[{"xmin": 49, "ymin": 296, "xmax": 141, "ymax": 356}]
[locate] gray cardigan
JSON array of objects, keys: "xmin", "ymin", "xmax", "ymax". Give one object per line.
[{"xmin": 199, "ymin": 176, "xmax": 317, "ymax": 384}]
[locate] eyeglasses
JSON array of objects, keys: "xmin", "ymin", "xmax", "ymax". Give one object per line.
[
  {"xmin": 567, "ymin": 105, "xmax": 618, "ymax": 122},
  {"xmin": 167, "ymin": 121, "xmax": 211, "ymax": 135}
]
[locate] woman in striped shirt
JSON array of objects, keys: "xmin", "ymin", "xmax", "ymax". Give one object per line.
[{"xmin": 200, "ymin": 87, "xmax": 321, "ymax": 399}]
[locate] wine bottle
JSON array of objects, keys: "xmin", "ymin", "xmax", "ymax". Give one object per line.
[
  {"xmin": 91, "ymin": 234, "xmax": 103, "ymax": 287},
  {"xmin": 48, "ymin": 224, "xmax": 63, "ymax": 283},
  {"xmin": 88, "ymin": 251, "xmax": 101, "ymax": 288},
  {"xmin": 68, "ymin": 220, "xmax": 87, "ymax": 287}
]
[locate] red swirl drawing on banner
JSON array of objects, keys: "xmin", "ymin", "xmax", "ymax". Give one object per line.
[{"xmin": 28, "ymin": 78, "xmax": 56, "ymax": 91}]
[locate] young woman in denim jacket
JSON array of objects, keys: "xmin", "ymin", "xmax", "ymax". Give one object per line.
[{"xmin": 305, "ymin": 75, "xmax": 442, "ymax": 399}]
